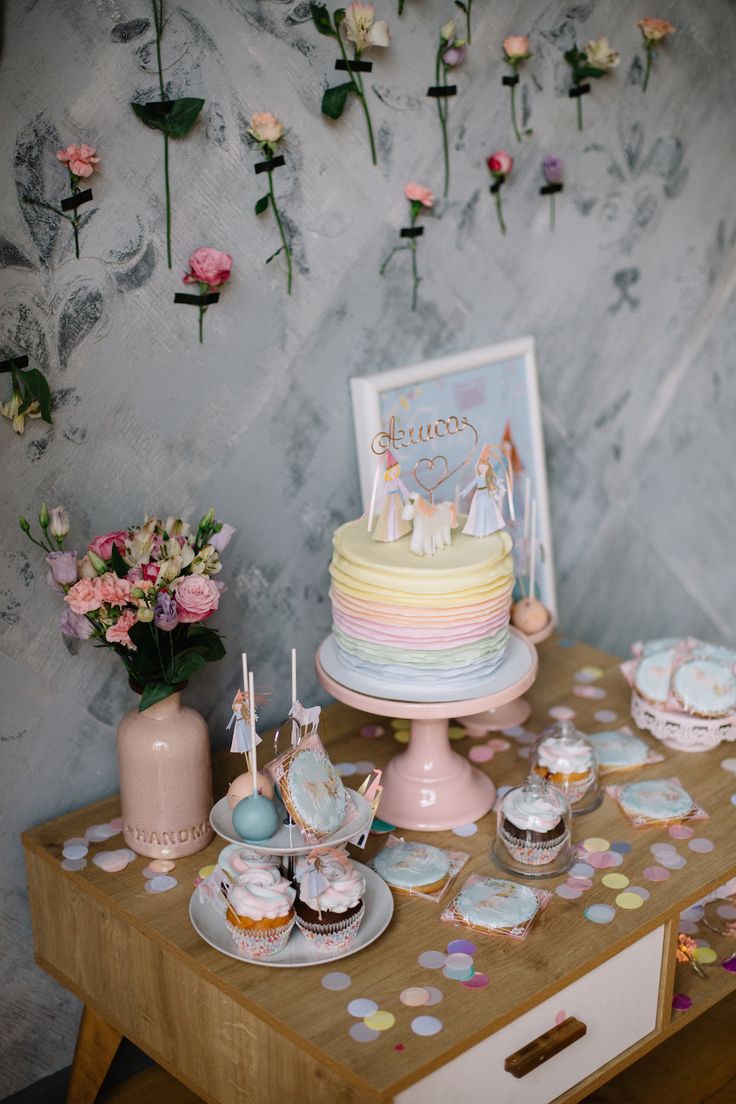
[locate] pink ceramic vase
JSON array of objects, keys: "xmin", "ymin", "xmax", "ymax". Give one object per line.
[{"xmin": 117, "ymin": 691, "xmax": 214, "ymax": 859}]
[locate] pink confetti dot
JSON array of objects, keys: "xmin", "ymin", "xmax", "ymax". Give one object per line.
[
  {"xmin": 418, "ymin": 951, "xmax": 446, "ymax": 969},
  {"xmin": 688, "ymin": 838, "xmax": 715, "ymax": 853},
  {"xmin": 149, "ymin": 858, "xmax": 175, "ymax": 873},
  {"xmin": 549, "ymin": 706, "xmax": 576, "ymax": 721},
  {"xmin": 669, "ymin": 824, "xmax": 695, "ymax": 840},
  {"xmin": 556, "ymin": 884, "xmax": 582, "ymax": 900},
  {"xmin": 469, "ymin": 746, "xmax": 495, "ymax": 763},
  {"xmin": 400, "ymin": 989, "xmax": 429, "ymax": 1008},
  {"xmin": 554, "ymin": 1010, "xmax": 567, "ymax": 1026},
  {"xmin": 487, "ymin": 738, "xmax": 511, "ymax": 751},
  {"xmin": 424, "ymin": 987, "xmax": 444, "ymax": 1005},
  {"xmin": 108, "ymin": 817, "xmax": 123, "ymax": 832},
  {"xmin": 643, "ymin": 865, "xmax": 670, "ymax": 882},
  {"xmin": 461, "ymin": 973, "xmax": 489, "ymax": 989},
  {"xmin": 587, "ymin": 850, "xmax": 622, "ymax": 869},
  {"xmin": 568, "ymin": 876, "xmax": 593, "ymax": 890},
  {"xmin": 360, "ymin": 724, "xmax": 385, "ymax": 738},
  {"xmin": 573, "ymin": 685, "xmax": 606, "ymax": 700},
  {"xmin": 594, "ymin": 710, "xmax": 618, "ymax": 724}
]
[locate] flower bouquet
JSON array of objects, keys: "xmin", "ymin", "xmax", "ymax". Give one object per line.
[{"xmin": 20, "ymin": 505, "xmax": 231, "ymax": 711}]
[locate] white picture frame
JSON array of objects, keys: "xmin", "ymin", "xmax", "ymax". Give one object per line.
[{"xmin": 350, "ymin": 336, "xmax": 557, "ymax": 619}]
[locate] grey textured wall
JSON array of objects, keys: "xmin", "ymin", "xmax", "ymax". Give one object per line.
[{"xmin": 2, "ymin": 0, "xmax": 735, "ymax": 1093}]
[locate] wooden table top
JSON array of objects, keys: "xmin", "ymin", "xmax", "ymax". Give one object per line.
[{"xmin": 22, "ymin": 638, "xmax": 736, "ymax": 1102}]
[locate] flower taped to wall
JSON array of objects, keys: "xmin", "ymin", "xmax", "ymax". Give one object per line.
[
  {"xmin": 0, "ymin": 354, "xmax": 52, "ymax": 436},
  {"xmin": 638, "ymin": 18, "xmax": 676, "ymax": 93},
  {"xmin": 502, "ymin": 36, "xmax": 531, "ymax": 144},
  {"xmin": 177, "ymin": 249, "xmax": 232, "ymax": 343},
  {"xmin": 564, "ymin": 37, "xmax": 620, "ymax": 130},
  {"xmin": 311, "ymin": 1, "xmax": 390, "ymax": 166},
  {"xmin": 250, "ymin": 113, "xmax": 293, "ymax": 294},
  {"xmin": 20, "ymin": 505, "xmax": 232, "ymax": 711},
  {"xmin": 432, "ymin": 20, "xmax": 467, "ymax": 197},
  {"xmin": 22, "ymin": 142, "xmax": 99, "ymax": 260},
  {"xmin": 380, "ymin": 182, "xmax": 433, "ymax": 311}
]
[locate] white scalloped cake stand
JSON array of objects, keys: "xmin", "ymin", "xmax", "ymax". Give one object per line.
[
  {"xmin": 631, "ymin": 690, "xmax": 736, "ymax": 752},
  {"xmin": 315, "ymin": 629, "xmax": 538, "ymax": 831}
]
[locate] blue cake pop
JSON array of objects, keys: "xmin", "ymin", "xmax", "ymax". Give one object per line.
[{"xmin": 232, "ymin": 794, "xmax": 279, "ymax": 842}]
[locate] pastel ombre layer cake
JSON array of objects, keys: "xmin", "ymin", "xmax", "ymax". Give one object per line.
[{"xmin": 329, "ymin": 518, "xmax": 514, "ymax": 688}]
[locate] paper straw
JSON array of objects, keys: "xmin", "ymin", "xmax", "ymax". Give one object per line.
[
  {"xmin": 241, "ymin": 652, "xmax": 249, "ymax": 765},
  {"xmin": 367, "ymin": 465, "xmax": 380, "ymax": 531},
  {"xmin": 504, "ymin": 444, "xmax": 516, "ymax": 521},
  {"xmin": 529, "ymin": 500, "xmax": 537, "ymax": 601},
  {"xmin": 248, "ymin": 670, "xmax": 257, "ymax": 785},
  {"xmin": 454, "ymin": 483, "xmax": 460, "ymax": 514},
  {"xmin": 523, "ymin": 478, "xmax": 531, "ymax": 541},
  {"xmin": 291, "ymin": 648, "xmax": 297, "ymax": 704}
]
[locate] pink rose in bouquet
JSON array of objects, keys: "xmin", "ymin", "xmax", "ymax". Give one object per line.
[
  {"xmin": 66, "ymin": 578, "xmax": 102, "ymax": 615},
  {"xmin": 174, "ymin": 575, "xmax": 221, "ymax": 623},
  {"xmin": 89, "ymin": 531, "xmax": 128, "ymax": 561}
]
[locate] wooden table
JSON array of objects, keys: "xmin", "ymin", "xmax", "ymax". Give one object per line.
[{"xmin": 22, "ymin": 639, "xmax": 736, "ymax": 1104}]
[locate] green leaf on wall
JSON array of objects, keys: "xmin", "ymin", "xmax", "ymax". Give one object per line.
[
  {"xmin": 255, "ymin": 195, "xmax": 269, "ymax": 215},
  {"xmin": 322, "ymin": 82, "xmax": 354, "ymax": 119},
  {"xmin": 131, "ymin": 98, "xmax": 206, "ymax": 139}
]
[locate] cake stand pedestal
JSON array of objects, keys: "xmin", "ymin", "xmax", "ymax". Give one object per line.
[
  {"xmin": 315, "ymin": 629, "xmax": 538, "ymax": 832},
  {"xmin": 459, "ymin": 620, "xmax": 555, "ymax": 736}
]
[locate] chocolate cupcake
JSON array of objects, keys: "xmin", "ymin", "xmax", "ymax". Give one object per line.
[
  {"xmin": 294, "ymin": 848, "xmax": 366, "ymax": 952},
  {"xmin": 497, "ymin": 775, "xmax": 571, "ymax": 867}
]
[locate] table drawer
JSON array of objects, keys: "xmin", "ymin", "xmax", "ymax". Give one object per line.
[{"xmin": 396, "ymin": 925, "xmax": 664, "ymax": 1104}]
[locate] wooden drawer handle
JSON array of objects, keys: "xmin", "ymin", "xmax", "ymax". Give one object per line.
[{"xmin": 504, "ymin": 1016, "xmax": 587, "ymax": 1079}]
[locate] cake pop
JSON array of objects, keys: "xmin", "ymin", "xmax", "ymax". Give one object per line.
[{"xmin": 232, "ymin": 670, "xmax": 278, "ymax": 843}]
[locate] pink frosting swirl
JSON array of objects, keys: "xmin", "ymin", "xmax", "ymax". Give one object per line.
[
  {"xmin": 228, "ymin": 867, "xmax": 295, "ymax": 921},
  {"xmin": 296, "ymin": 848, "xmax": 366, "ymax": 914}
]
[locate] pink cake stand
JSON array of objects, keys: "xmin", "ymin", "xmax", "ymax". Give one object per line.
[{"xmin": 315, "ymin": 629, "xmax": 538, "ymax": 831}]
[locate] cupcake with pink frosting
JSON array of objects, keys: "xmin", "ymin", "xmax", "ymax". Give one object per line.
[
  {"xmin": 218, "ymin": 842, "xmax": 280, "ymax": 880},
  {"xmin": 294, "ymin": 848, "xmax": 366, "ymax": 952},
  {"xmin": 225, "ymin": 866, "xmax": 296, "ymax": 958}
]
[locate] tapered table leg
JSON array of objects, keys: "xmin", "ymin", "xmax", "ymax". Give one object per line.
[{"xmin": 65, "ymin": 1005, "xmax": 122, "ymax": 1104}]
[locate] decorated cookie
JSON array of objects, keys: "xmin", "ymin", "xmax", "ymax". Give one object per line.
[
  {"xmin": 671, "ymin": 658, "xmax": 736, "ymax": 718},
  {"xmin": 691, "ymin": 643, "xmax": 736, "ymax": 667},
  {"xmin": 587, "ymin": 729, "xmax": 653, "ymax": 771},
  {"xmin": 618, "ymin": 778, "xmax": 695, "ymax": 824},
  {"xmin": 373, "ymin": 839, "xmax": 451, "ymax": 894},
  {"xmin": 633, "ymin": 648, "xmax": 676, "ymax": 706},
  {"xmin": 455, "ymin": 876, "xmax": 539, "ymax": 932},
  {"xmin": 269, "ymin": 733, "xmax": 347, "ymax": 839},
  {"xmin": 639, "ymin": 637, "xmax": 682, "ymax": 657}
]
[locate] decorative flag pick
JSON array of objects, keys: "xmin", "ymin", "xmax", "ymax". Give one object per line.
[
  {"xmin": 367, "ymin": 463, "xmax": 380, "ymax": 531},
  {"xmin": 529, "ymin": 499, "xmax": 537, "ymax": 600}
]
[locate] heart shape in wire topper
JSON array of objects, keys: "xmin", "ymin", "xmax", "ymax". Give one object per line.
[{"xmin": 413, "ymin": 420, "xmax": 478, "ymax": 501}]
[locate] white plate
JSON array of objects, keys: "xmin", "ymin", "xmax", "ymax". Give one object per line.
[
  {"xmin": 318, "ymin": 630, "xmax": 536, "ymax": 704},
  {"xmin": 209, "ymin": 788, "xmax": 373, "ymax": 855},
  {"xmin": 189, "ymin": 862, "xmax": 393, "ymax": 967}
]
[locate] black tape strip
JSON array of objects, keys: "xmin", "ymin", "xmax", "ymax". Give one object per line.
[
  {"xmin": 540, "ymin": 183, "xmax": 563, "ymax": 195},
  {"xmin": 489, "ymin": 180, "xmax": 503, "ymax": 194},
  {"xmin": 569, "ymin": 84, "xmax": 591, "ymax": 97},
  {"xmin": 174, "ymin": 292, "xmax": 221, "ymax": 305},
  {"xmin": 0, "ymin": 354, "xmax": 29, "ymax": 372},
  {"xmin": 254, "ymin": 155, "xmax": 285, "ymax": 174},
  {"xmin": 502, "ymin": 74, "xmax": 519, "ymax": 86},
  {"xmin": 61, "ymin": 189, "xmax": 93, "ymax": 212},
  {"xmin": 427, "ymin": 85, "xmax": 457, "ymax": 97},
  {"xmin": 335, "ymin": 58, "xmax": 372, "ymax": 72},
  {"xmin": 400, "ymin": 227, "xmax": 423, "ymax": 238}
]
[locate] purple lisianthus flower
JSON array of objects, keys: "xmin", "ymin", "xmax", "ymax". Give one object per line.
[
  {"xmin": 59, "ymin": 606, "xmax": 94, "ymax": 640},
  {"xmin": 46, "ymin": 550, "xmax": 79, "ymax": 590},
  {"xmin": 542, "ymin": 155, "xmax": 564, "ymax": 184},
  {"xmin": 154, "ymin": 591, "xmax": 179, "ymax": 631},
  {"xmin": 207, "ymin": 523, "xmax": 236, "ymax": 554},
  {"xmin": 443, "ymin": 43, "xmax": 467, "ymax": 66}
]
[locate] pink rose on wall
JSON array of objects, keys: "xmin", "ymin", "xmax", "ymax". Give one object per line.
[
  {"xmin": 174, "ymin": 575, "xmax": 221, "ymax": 623},
  {"xmin": 65, "ymin": 578, "xmax": 103, "ymax": 615},
  {"xmin": 487, "ymin": 151, "xmax": 513, "ymax": 235},
  {"xmin": 57, "ymin": 144, "xmax": 100, "ymax": 178},
  {"xmin": 381, "ymin": 182, "xmax": 434, "ymax": 312},
  {"xmin": 404, "ymin": 183, "xmax": 434, "ymax": 207},
  {"xmin": 97, "ymin": 573, "xmax": 133, "ymax": 607},
  {"xmin": 182, "ymin": 248, "xmax": 233, "ymax": 344},
  {"xmin": 89, "ymin": 531, "xmax": 128, "ymax": 562},
  {"xmin": 502, "ymin": 36, "xmax": 532, "ymax": 143},
  {"xmin": 637, "ymin": 18, "xmax": 675, "ymax": 93},
  {"xmin": 105, "ymin": 609, "xmax": 137, "ymax": 649}
]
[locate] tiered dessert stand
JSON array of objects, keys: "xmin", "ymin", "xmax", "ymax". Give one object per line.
[
  {"xmin": 189, "ymin": 788, "xmax": 394, "ymax": 966},
  {"xmin": 316, "ymin": 627, "xmax": 538, "ymax": 831}
]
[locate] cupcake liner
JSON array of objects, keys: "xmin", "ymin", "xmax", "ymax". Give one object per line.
[
  {"xmin": 501, "ymin": 827, "xmax": 568, "ymax": 866},
  {"xmin": 295, "ymin": 903, "xmax": 365, "ymax": 953},
  {"xmin": 226, "ymin": 914, "xmax": 295, "ymax": 959}
]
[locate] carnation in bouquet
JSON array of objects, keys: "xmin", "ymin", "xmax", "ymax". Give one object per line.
[{"xmin": 20, "ymin": 504, "xmax": 232, "ymax": 711}]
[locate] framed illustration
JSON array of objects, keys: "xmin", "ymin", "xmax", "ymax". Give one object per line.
[{"xmin": 350, "ymin": 336, "xmax": 557, "ymax": 618}]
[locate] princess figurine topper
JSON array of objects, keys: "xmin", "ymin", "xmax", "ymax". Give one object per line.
[
  {"xmin": 371, "ymin": 449, "xmax": 411, "ymax": 543},
  {"xmin": 460, "ymin": 444, "xmax": 511, "ymax": 538}
]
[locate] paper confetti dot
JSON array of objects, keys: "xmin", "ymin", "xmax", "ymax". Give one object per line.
[
  {"xmin": 355, "ymin": 760, "xmax": 376, "ymax": 774},
  {"xmin": 584, "ymin": 904, "xmax": 616, "ymax": 924},
  {"xmin": 461, "ymin": 972, "xmax": 490, "ymax": 989},
  {"xmin": 411, "ymin": 1016, "xmax": 443, "ymax": 1036},
  {"xmin": 731, "ymin": 795, "xmax": 736, "ymax": 806},
  {"xmin": 501, "ymin": 726, "xmax": 525, "ymax": 737},
  {"xmin": 145, "ymin": 875, "xmax": 177, "ymax": 893},
  {"xmin": 570, "ymin": 862, "xmax": 595, "ymax": 877},
  {"xmin": 717, "ymin": 905, "xmax": 736, "ymax": 920},
  {"xmin": 198, "ymin": 865, "xmax": 215, "ymax": 880},
  {"xmin": 322, "ymin": 972, "xmax": 351, "ymax": 991},
  {"xmin": 679, "ymin": 921, "xmax": 700, "ymax": 935},
  {"xmin": 583, "ymin": 837, "xmax": 610, "ymax": 853},
  {"xmin": 575, "ymin": 666, "xmax": 605, "ymax": 682},
  {"xmin": 400, "ymin": 988, "xmax": 430, "ymax": 1007},
  {"xmin": 556, "ymin": 884, "xmax": 582, "ymax": 900},
  {"xmin": 681, "ymin": 905, "xmax": 704, "ymax": 923},
  {"xmin": 602, "ymin": 873, "xmax": 630, "ymax": 889},
  {"xmin": 443, "ymin": 964, "xmax": 474, "ymax": 982},
  {"xmin": 586, "ymin": 850, "xmax": 623, "ymax": 869},
  {"xmin": 627, "ymin": 886, "xmax": 651, "ymax": 901},
  {"xmin": 722, "ymin": 956, "xmax": 736, "ymax": 973},
  {"xmin": 452, "ymin": 823, "xmax": 479, "ymax": 838},
  {"xmin": 669, "ymin": 824, "xmax": 695, "ymax": 840},
  {"xmin": 62, "ymin": 843, "xmax": 88, "ymax": 861},
  {"xmin": 348, "ymin": 999, "xmax": 378, "ymax": 1018},
  {"xmin": 119, "ymin": 849, "xmax": 137, "ymax": 862},
  {"xmin": 672, "ymin": 993, "xmax": 692, "ymax": 1011},
  {"xmin": 554, "ymin": 1010, "xmax": 567, "ymax": 1026},
  {"xmin": 568, "ymin": 876, "xmax": 594, "ymax": 890},
  {"xmin": 448, "ymin": 726, "xmax": 466, "ymax": 742},
  {"xmin": 688, "ymin": 838, "xmax": 715, "ymax": 854},
  {"xmin": 360, "ymin": 724, "xmax": 385, "ymax": 738},
  {"xmin": 721, "ymin": 758, "xmax": 736, "ymax": 773},
  {"xmin": 643, "ymin": 866, "xmax": 670, "ymax": 882},
  {"xmin": 350, "ymin": 1023, "xmax": 380, "ymax": 1043},
  {"xmin": 616, "ymin": 892, "xmax": 644, "ymax": 910},
  {"xmin": 517, "ymin": 747, "xmax": 531, "ymax": 760},
  {"xmin": 469, "ymin": 746, "xmax": 494, "ymax": 763},
  {"xmin": 549, "ymin": 706, "xmax": 576, "ymax": 721},
  {"xmin": 109, "ymin": 817, "xmax": 123, "ymax": 831},
  {"xmin": 573, "ymin": 685, "xmax": 606, "ymax": 700},
  {"xmin": 394, "ymin": 730, "xmax": 410, "ymax": 745},
  {"xmin": 364, "ymin": 1011, "xmax": 395, "ymax": 1031},
  {"xmin": 85, "ymin": 824, "xmax": 119, "ymax": 842},
  {"xmin": 142, "ymin": 867, "xmax": 158, "ymax": 879},
  {"xmin": 336, "ymin": 762, "xmax": 357, "ymax": 777},
  {"xmin": 148, "ymin": 858, "xmax": 175, "ymax": 873},
  {"xmin": 651, "ymin": 843, "xmax": 678, "ymax": 858},
  {"xmin": 444, "ymin": 952, "xmax": 474, "ymax": 972},
  {"xmin": 370, "ymin": 817, "xmax": 396, "ymax": 834},
  {"xmin": 419, "ymin": 951, "xmax": 446, "ymax": 970},
  {"xmin": 424, "ymin": 987, "xmax": 444, "ymax": 1005},
  {"xmin": 61, "ymin": 858, "xmax": 87, "ymax": 871},
  {"xmin": 694, "ymin": 947, "xmax": 718, "ymax": 964},
  {"xmin": 594, "ymin": 710, "xmax": 618, "ymax": 724},
  {"xmin": 447, "ymin": 940, "xmax": 476, "ymax": 956},
  {"xmin": 92, "ymin": 851, "xmax": 130, "ymax": 873},
  {"xmin": 63, "ymin": 837, "xmax": 87, "ymax": 848},
  {"xmin": 488, "ymin": 738, "xmax": 511, "ymax": 751},
  {"xmin": 391, "ymin": 717, "xmax": 411, "ymax": 730},
  {"xmin": 610, "ymin": 841, "xmax": 632, "ymax": 854},
  {"xmin": 659, "ymin": 854, "xmax": 687, "ymax": 870}
]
